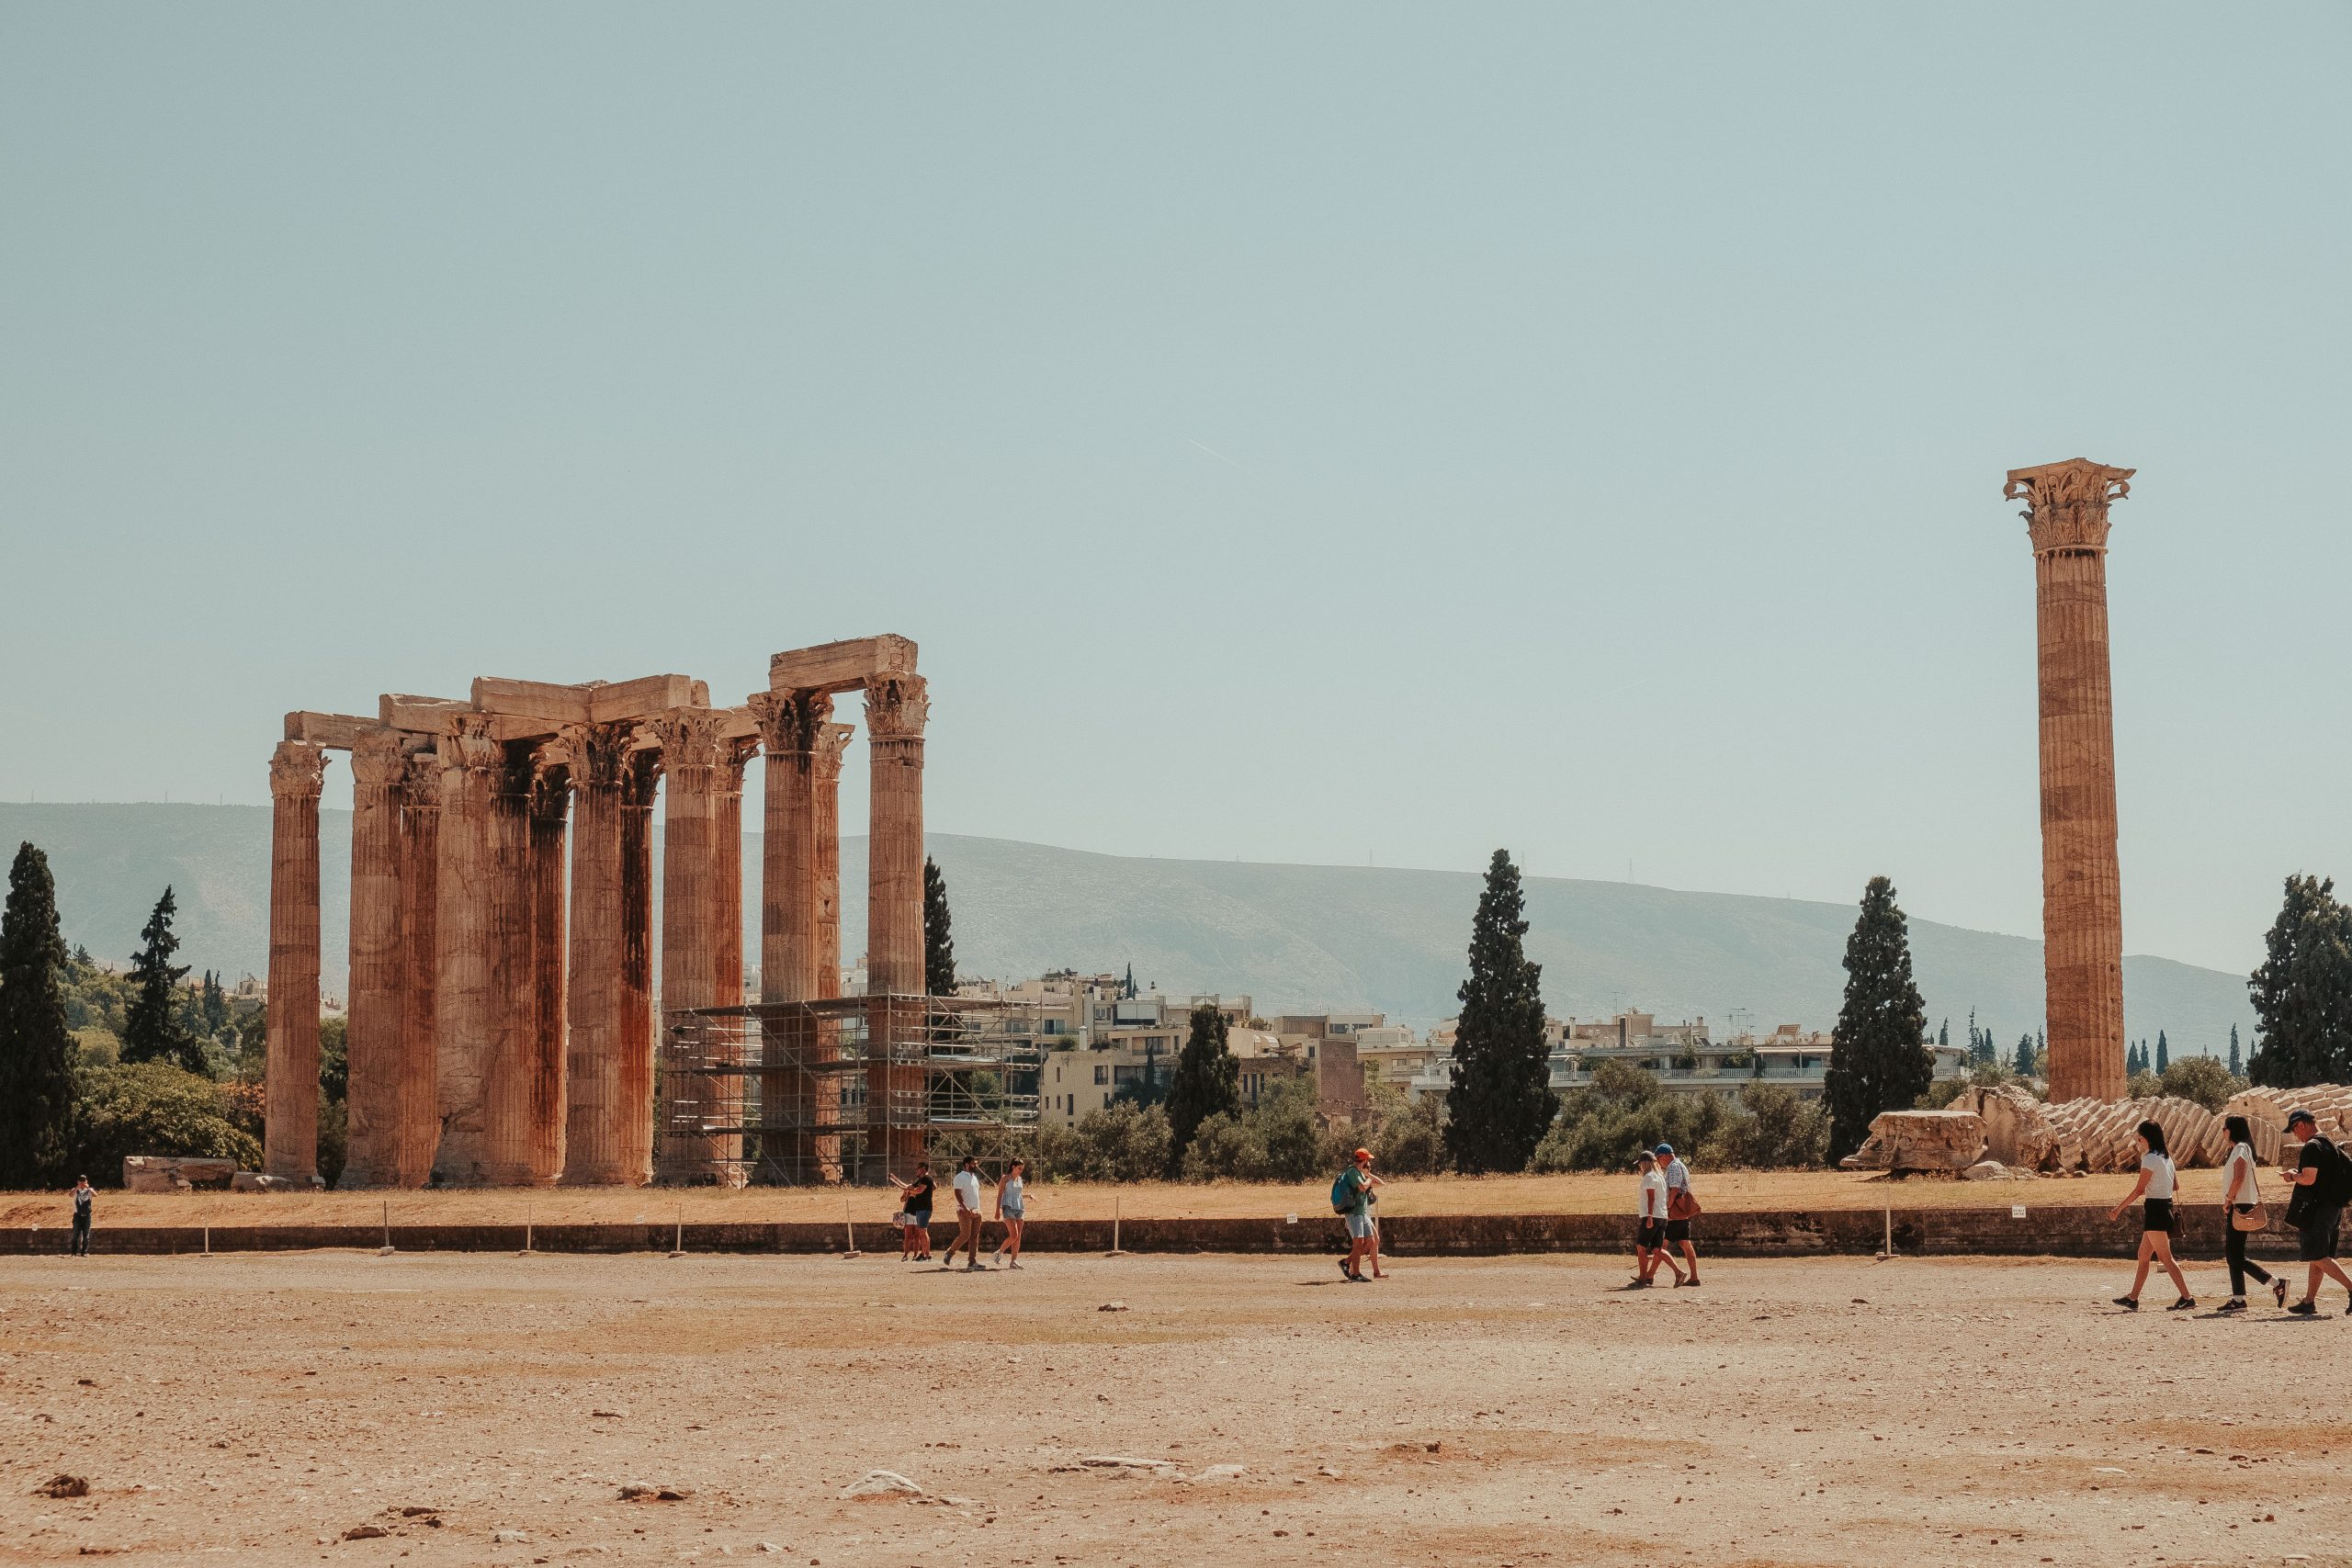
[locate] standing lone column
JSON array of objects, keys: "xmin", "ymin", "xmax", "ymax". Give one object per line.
[
  {"xmin": 864, "ymin": 674, "xmax": 929, "ymax": 1179},
  {"xmin": 2007, "ymin": 457, "xmax": 2135, "ymax": 1103},
  {"xmin": 339, "ymin": 730, "xmax": 406, "ymax": 1188},
  {"xmin": 562, "ymin": 725, "xmax": 629, "ymax": 1185},
  {"xmin": 265, "ymin": 739, "xmax": 328, "ymax": 1180},
  {"xmin": 654, "ymin": 709, "xmax": 728, "ymax": 1182},
  {"xmin": 431, "ymin": 716, "xmax": 501, "ymax": 1185}
]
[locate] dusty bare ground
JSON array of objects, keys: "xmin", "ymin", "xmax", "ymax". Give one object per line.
[
  {"xmin": 0, "ymin": 1168, "xmax": 2238, "ymax": 1231},
  {"xmin": 3, "ymin": 1249, "xmax": 2342, "ymax": 1568}
]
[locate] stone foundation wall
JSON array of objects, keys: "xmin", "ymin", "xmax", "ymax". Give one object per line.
[{"xmin": 1, "ymin": 1204, "xmax": 2309, "ymax": 1261}]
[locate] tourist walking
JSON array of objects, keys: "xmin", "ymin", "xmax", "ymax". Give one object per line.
[
  {"xmin": 2278, "ymin": 1110, "xmax": 2352, "ymax": 1316},
  {"xmin": 944, "ymin": 1156, "xmax": 987, "ymax": 1271},
  {"xmin": 2107, "ymin": 1121, "xmax": 2195, "ymax": 1311},
  {"xmin": 2218, "ymin": 1114, "xmax": 2283, "ymax": 1313},
  {"xmin": 69, "ymin": 1175, "xmax": 93, "ymax": 1258},
  {"xmin": 1332, "ymin": 1147, "xmax": 1384, "ymax": 1282},
  {"xmin": 1655, "ymin": 1144, "xmax": 1702, "ymax": 1287},
  {"xmin": 893, "ymin": 1162, "xmax": 936, "ymax": 1262},
  {"xmin": 1630, "ymin": 1151, "xmax": 1682, "ymax": 1287},
  {"xmin": 991, "ymin": 1158, "xmax": 1029, "ymax": 1269}
]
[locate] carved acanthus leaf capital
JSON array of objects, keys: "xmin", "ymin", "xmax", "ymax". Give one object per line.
[
  {"xmin": 268, "ymin": 740, "xmax": 328, "ymax": 799},
  {"xmin": 747, "ymin": 689, "xmax": 833, "ymax": 755},
  {"xmin": 650, "ymin": 707, "xmax": 727, "ymax": 771},
  {"xmin": 347, "ymin": 729, "xmax": 404, "ymax": 792},
  {"xmin": 621, "ymin": 747, "xmax": 663, "ymax": 808},
  {"xmin": 436, "ymin": 714, "xmax": 502, "ymax": 775},
  {"xmin": 566, "ymin": 722, "xmax": 632, "ymax": 792},
  {"xmin": 813, "ymin": 722, "xmax": 855, "ymax": 781},
  {"xmin": 527, "ymin": 743, "xmax": 572, "ymax": 819},
  {"xmin": 2005, "ymin": 458, "xmax": 2133, "ymax": 555},
  {"xmin": 863, "ymin": 674, "xmax": 929, "ymax": 741}
]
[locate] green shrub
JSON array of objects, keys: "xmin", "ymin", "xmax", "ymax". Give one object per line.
[
  {"xmin": 1181, "ymin": 1077, "xmax": 1326, "ymax": 1182},
  {"xmin": 66, "ymin": 1062, "xmax": 261, "ymax": 1184},
  {"xmin": 1532, "ymin": 1063, "xmax": 1829, "ymax": 1172},
  {"xmin": 2157, "ymin": 1055, "xmax": 2243, "ymax": 1113}
]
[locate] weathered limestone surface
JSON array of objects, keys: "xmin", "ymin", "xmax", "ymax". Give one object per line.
[
  {"xmin": 864, "ymin": 673, "xmax": 930, "ymax": 1179},
  {"xmin": 123, "ymin": 1156, "xmax": 238, "ymax": 1192},
  {"xmin": 1946, "ymin": 1083, "xmax": 2059, "ymax": 1170},
  {"xmin": 561, "ymin": 725, "xmax": 630, "ymax": 1185},
  {"xmin": 654, "ymin": 708, "xmax": 728, "ymax": 1182},
  {"xmin": 431, "ymin": 718, "xmax": 500, "ymax": 1185},
  {"xmin": 525, "ymin": 750, "xmax": 571, "ymax": 1185},
  {"xmin": 474, "ymin": 747, "xmax": 539, "ymax": 1186},
  {"xmin": 1838, "ymin": 1110, "xmax": 1987, "ymax": 1172},
  {"xmin": 752, "ymin": 691, "xmax": 831, "ymax": 1180},
  {"xmin": 2007, "ymin": 458, "xmax": 2134, "ymax": 1103},
  {"xmin": 2223, "ymin": 1086, "xmax": 2352, "ymax": 1168},
  {"xmin": 391, "ymin": 753, "xmax": 441, "ymax": 1187},
  {"xmin": 616, "ymin": 750, "xmax": 661, "ymax": 1184},
  {"xmin": 338, "ymin": 730, "xmax": 406, "ymax": 1189},
  {"xmin": 265, "ymin": 741, "xmax": 327, "ymax": 1180}
]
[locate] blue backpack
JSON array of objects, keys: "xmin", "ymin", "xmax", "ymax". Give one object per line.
[{"xmin": 1330, "ymin": 1169, "xmax": 1356, "ymax": 1215}]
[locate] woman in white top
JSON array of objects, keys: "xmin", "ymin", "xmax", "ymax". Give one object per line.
[
  {"xmin": 2106, "ymin": 1120, "xmax": 2195, "ymax": 1312},
  {"xmin": 991, "ymin": 1159, "xmax": 1029, "ymax": 1269},
  {"xmin": 2218, "ymin": 1114, "xmax": 2285, "ymax": 1312}
]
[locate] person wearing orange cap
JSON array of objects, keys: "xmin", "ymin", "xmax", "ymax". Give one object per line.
[{"xmin": 1335, "ymin": 1146, "xmax": 1386, "ymax": 1282}]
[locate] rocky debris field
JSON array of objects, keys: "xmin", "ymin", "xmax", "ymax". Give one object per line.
[{"xmin": 2, "ymin": 1249, "xmax": 2341, "ymax": 1566}]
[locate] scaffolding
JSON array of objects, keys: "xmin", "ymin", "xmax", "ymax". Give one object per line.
[{"xmin": 658, "ymin": 995, "xmax": 1046, "ymax": 1185}]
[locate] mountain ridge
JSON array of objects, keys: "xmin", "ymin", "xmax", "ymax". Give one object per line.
[{"xmin": 0, "ymin": 804, "xmax": 2253, "ymax": 1052}]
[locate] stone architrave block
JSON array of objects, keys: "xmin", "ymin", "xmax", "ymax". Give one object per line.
[
  {"xmin": 1838, "ymin": 1109, "xmax": 1987, "ymax": 1173},
  {"xmin": 121, "ymin": 1156, "xmax": 238, "ymax": 1191}
]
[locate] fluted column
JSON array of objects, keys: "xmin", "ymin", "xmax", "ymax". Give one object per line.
[
  {"xmin": 751, "ymin": 691, "xmax": 831, "ymax": 1182},
  {"xmin": 339, "ymin": 730, "xmax": 405, "ymax": 1188},
  {"xmin": 865, "ymin": 674, "xmax": 929, "ymax": 1179},
  {"xmin": 265, "ymin": 739, "xmax": 328, "ymax": 1180},
  {"xmin": 654, "ymin": 709, "xmax": 727, "ymax": 1182},
  {"xmin": 2007, "ymin": 458, "xmax": 2134, "ymax": 1103},
  {"xmin": 816, "ymin": 721, "xmax": 852, "ymax": 998},
  {"xmin": 616, "ymin": 748, "xmax": 661, "ymax": 1184},
  {"xmin": 392, "ymin": 752, "xmax": 440, "ymax": 1186},
  {"xmin": 431, "ymin": 717, "xmax": 500, "ymax": 1185},
  {"xmin": 524, "ymin": 749, "xmax": 571, "ymax": 1184},
  {"xmin": 479, "ymin": 747, "xmax": 538, "ymax": 1185},
  {"xmin": 562, "ymin": 725, "xmax": 629, "ymax": 1185},
  {"xmin": 717, "ymin": 736, "xmax": 754, "ymax": 1010}
]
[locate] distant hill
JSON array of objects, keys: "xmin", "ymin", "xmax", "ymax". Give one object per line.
[{"xmin": 0, "ymin": 805, "xmax": 2254, "ymax": 1054}]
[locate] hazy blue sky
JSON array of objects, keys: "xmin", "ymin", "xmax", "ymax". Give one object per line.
[{"xmin": 3, "ymin": 5, "xmax": 2346, "ymax": 977}]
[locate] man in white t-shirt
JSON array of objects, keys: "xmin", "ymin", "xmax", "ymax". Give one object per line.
[
  {"xmin": 944, "ymin": 1156, "xmax": 988, "ymax": 1271},
  {"xmin": 1631, "ymin": 1152, "xmax": 1683, "ymax": 1287},
  {"xmin": 1656, "ymin": 1143, "xmax": 1702, "ymax": 1288}
]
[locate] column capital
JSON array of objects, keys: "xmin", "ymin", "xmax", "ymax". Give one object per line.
[
  {"xmin": 2005, "ymin": 458, "xmax": 2133, "ymax": 555},
  {"xmin": 650, "ymin": 707, "xmax": 727, "ymax": 771},
  {"xmin": 527, "ymin": 745, "xmax": 571, "ymax": 821},
  {"xmin": 400, "ymin": 748, "xmax": 444, "ymax": 810},
  {"xmin": 561, "ymin": 721, "xmax": 634, "ymax": 792},
  {"xmin": 348, "ymin": 729, "xmax": 404, "ymax": 790},
  {"xmin": 864, "ymin": 674, "xmax": 929, "ymax": 741},
  {"xmin": 748, "ymin": 688, "xmax": 833, "ymax": 754},
  {"xmin": 269, "ymin": 740, "xmax": 328, "ymax": 799},
  {"xmin": 621, "ymin": 747, "xmax": 663, "ymax": 809},
  {"xmin": 814, "ymin": 721, "xmax": 855, "ymax": 782},
  {"xmin": 436, "ymin": 713, "xmax": 503, "ymax": 775}
]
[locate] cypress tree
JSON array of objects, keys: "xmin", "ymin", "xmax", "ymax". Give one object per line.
[
  {"xmin": 2228, "ymin": 1023, "xmax": 2243, "ymax": 1077},
  {"xmin": 1443, "ymin": 849, "xmax": 1554, "ymax": 1175},
  {"xmin": 1164, "ymin": 1000, "xmax": 1238, "ymax": 1176},
  {"xmin": 200, "ymin": 969, "xmax": 228, "ymax": 1034},
  {"xmin": 1822, "ymin": 876, "xmax": 1931, "ymax": 1161},
  {"xmin": 2154, "ymin": 1031, "xmax": 2170, "ymax": 1073},
  {"xmin": 0, "ymin": 841, "xmax": 79, "ymax": 1187},
  {"xmin": 921, "ymin": 856, "xmax": 956, "ymax": 997},
  {"xmin": 2246, "ymin": 874, "xmax": 2352, "ymax": 1088},
  {"xmin": 120, "ymin": 886, "xmax": 202, "ymax": 1073},
  {"xmin": 2012, "ymin": 1031, "xmax": 2036, "ymax": 1078},
  {"xmin": 1938, "ymin": 1019, "xmax": 1949, "ymax": 1050}
]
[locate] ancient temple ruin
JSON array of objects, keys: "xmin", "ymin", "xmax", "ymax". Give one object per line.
[
  {"xmin": 262, "ymin": 635, "xmax": 1031, "ymax": 1187},
  {"xmin": 2005, "ymin": 459, "xmax": 2133, "ymax": 1103}
]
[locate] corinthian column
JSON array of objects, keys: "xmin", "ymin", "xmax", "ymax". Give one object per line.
[
  {"xmin": 864, "ymin": 674, "xmax": 929, "ymax": 1179},
  {"xmin": 479, "ymin": 747, "xmax": 538, "ymax": 1185},
  {"xmin": 654, "ymin": 709, "xmax": 727, "ymax": 1182},
  {"xmin": 562, "ymin": 725, "xmax": 629, "ymax": 1185},
  {"xmin": 524, "ymin": 749, "xmax": 571, "ymax": 1184},
  {"xmin": 2006, "ymin": 457, "xmax": 2134, "ymax": 1103},
  {"xmin": 392, "ymin": 751, "xmax": 439, "ymax": 1186},
  {"xmin": 431, "ymin": 716, "xmax": 500, "ymax": 1185},
  {"xmin": 816, "ymin": 721, "xmax": 852, "ymax": 997},
  {"xmin": 616, "ymin": 747, "xmax": 661, "ymax": 1183},
  {"xmin": 751, "ymin": 691, "xmax": 831, "ymax": 1181},
  {"xmin": 339, "ymin": 730, "xmax": 405, "ymax": 1188},
  {"xmin": 265, "ymin": 739, "xmax": 328, "ymax": 1180},
  {"xmin": 718, "ymin": 735, "xmax": 755, "ymax": 1010}
]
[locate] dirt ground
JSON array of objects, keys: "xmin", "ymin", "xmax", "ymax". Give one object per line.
[
  {"xmin": 0, "ymin": 1168, "xmax": 2239, "ymax": 1232},
  {"xmin": 4, "ymin": 1248, "xmax": 2343, "ymax": 1568}
]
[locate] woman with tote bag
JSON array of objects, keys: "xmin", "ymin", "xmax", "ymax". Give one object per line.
[{"xmin": 2218, "ymin": 1114, "xmax": 2285, "ymax": 1313}]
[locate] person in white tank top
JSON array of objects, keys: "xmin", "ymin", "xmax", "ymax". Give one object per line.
[
  {"xmin": 2106, "ymin": 1121, "xmax": 2195, "ymax": 1312},
  {"xmin": 992, "ymin": 1159, "xmax": 1030, "ymax": 1269},
  {"xmin": 2217, "ymin": 1113, "xmax": 2283, "ymax": 1312}
]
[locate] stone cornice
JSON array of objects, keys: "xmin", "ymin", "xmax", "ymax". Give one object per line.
[{"xmin": 2006, "ymin": 458, "xmax": 2133, "ymax": 555}]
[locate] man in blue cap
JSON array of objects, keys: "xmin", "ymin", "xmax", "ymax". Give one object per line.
[{"xmin": 1655, "ymin": 1143, "xmax": 1701, "ymax": 1287}]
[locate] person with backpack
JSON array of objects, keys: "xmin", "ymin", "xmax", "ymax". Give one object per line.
[
  {"xmin": 2105, "ymin": 1120, "xmax": 2195, "ymax": 1312},
  {"xmin": 1655, "ymin": 1143, "xmax": 1702, "ymax": 1287},
  {"xmin": 1331, "ymin": 1147, "xmax": 1384, "ymax": 1282},
  {"xmin": 2218, "ymin": 1114, "xmax": 2283, "ymax": 1314},
  {"xmin": 68, "ymin": 1176, "xmax": 93, "ymax": 1258},
  {"xmin": 2278, "ymin": 1110, "xmax": 2352, "ymax": 1316}
]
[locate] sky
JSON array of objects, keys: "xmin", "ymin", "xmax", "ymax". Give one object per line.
[{"xmin": 2, "ymin": 4, "xmax": 2346, "ymax": 979}]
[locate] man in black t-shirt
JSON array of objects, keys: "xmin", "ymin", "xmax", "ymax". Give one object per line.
[
  {"xmin": 70, "ymin": 1176, "xmax": 93, "ymax": 1257},
  {"xmin": 894, "ymin": 1162, "xmax": 936, "ymax": 1262},
  {"xmin": 2281, "ymin": 1111, "xmax": 2352, "ymax": 1316}
]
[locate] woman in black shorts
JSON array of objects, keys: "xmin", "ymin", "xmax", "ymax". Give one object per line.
[
  {"xmin": 2106, "ymin": 1120, "xmax": 2194, "ymax": 1312},
  {"xmin": 894, "ymin": 1163, "xmax": 936, "ymax": 1262}
]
